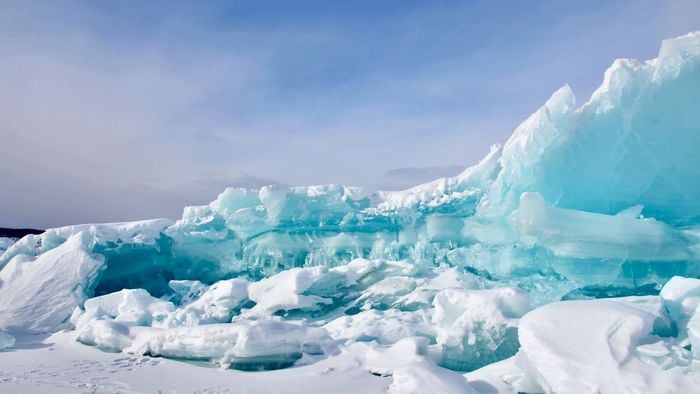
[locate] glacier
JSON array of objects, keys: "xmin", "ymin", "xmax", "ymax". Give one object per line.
[{"xmin": 1, "ymin": 32, "xmax": 700, "ymax": 392}]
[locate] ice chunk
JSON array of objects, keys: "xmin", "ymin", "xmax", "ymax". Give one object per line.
[
  {"xmin": 660, "ymin": 276, "xmax": 700, "ymax": 321},
  {"xmin": 77, "ymin": 319, "xmax": 334, "ymax": 370},
  {"xmin": 362, "ymin": 337, "xmax": 477, "ymax": 394},
  {"xmin": 76, "ymin": 319, "xmax": 132, "ymax": 353},
  {"xmin": 0, "ymin": 232, "xmax": 104, "ymax": 333},
  {"xmin": 0, "ymin": 331, "xmax": 15, "ymax": 350},
  {"xmin": 159, "ymin": 278, "xmax": 249, "ymax": 327},
  {"xmin": 78, "ymin": 288, "xmax": 175, "ymax": 327},
  {"xmin": 168, "ymin": 279, "xmax": 208, "ymax": 305},
  {"xmin": 324, "ymin": 309, "xmax": 432, "ymax": 345},
  {"xmin": 432, "ymin": 287, "xmax": 530, "ymax": 371},
  {"xmin": 243, "ymin": 267, "xmax": 331, "ymax": 318},
  {"xmin": 509, "ymin": 192, "xmax": 694, "ymax": 261},
  {"xmin": 635, "ymin": 340, "xmax": 691, "ymax": 370},
  {"xmin": 515, "ymin": 300, "xmax": 663, "ymax": 393}
]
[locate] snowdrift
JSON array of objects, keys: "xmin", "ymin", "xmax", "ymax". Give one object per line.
[{"xmin": 1, "ymin": 32, "xmax": 700, "ymax": 393}]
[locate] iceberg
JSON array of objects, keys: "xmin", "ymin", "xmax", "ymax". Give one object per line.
[{"xmin": 1, "ymin": 31, "xmax": 700, "ymax": 390}]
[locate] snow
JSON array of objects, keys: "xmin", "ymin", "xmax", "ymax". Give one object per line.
[
  {"xmin": 513, "ymin": 298, "xmax": 697, "ymax": 393},
  {"xmin": 1, "ymin": 31, "xmax": 700, "ymax": 392},
  {"xmin": 0, "ymin": 331, "xmax": 392, "ymax": 393}
]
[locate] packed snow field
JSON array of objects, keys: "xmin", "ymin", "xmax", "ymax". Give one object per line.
[{"xmin": 1, "ymin": 32, "xmax": 699, "ymax": 393}]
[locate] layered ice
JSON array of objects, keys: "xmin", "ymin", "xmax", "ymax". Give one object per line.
[{"xmin": 1, "ymin": 32, "xmax": 700, "ymax": 390}]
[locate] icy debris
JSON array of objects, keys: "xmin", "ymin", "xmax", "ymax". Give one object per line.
[
  {"xmin": 324, "ymin": 309, "xmax": 432, "ymax": 345},
  {"xmin": 159, "ymin": 278, "xmax": 249, "ymax": 327},
  {"xmin": 76, "ymin": 319, "xmax": 132, "ymax": 353},
  {"xmin": 660, "ymin": 276, "xmax": 700, "ymax": 322},
  {"xmin": 0, "ymin": 331, "xmax": 14, "ymax": 350},
  {"xmin": 636, "ymin": 341, "xmax": 691, "ymax": 370},
  {"xmin": 244, "ymin": 267, "xmax": 331, "ymax": 318},
  {"xmin": 432, "ymin": 287, "xmax": 530, "ymax": 371},
  {"xmin": 362, "ymin": 337, "xmax": 477, "ymax": 394},
  {"xmin": 77, "ymin": 319, "xmax": 334, "ymax": 370},
  {"xmin": 168, "ymin": 279, "xmax": 208, "ymax": 305},
  {"xmin": 512, "ymin": 299, "xmax": 693, "ymax": 394},
  {"xmin": 76, "ymin": 289, "xmax": 175, "ymax": 327}
]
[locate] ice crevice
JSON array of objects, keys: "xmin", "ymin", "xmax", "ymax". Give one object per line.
[{"xmin": 1, "ymin": 31, "xmax": 700, "ymax": 392}]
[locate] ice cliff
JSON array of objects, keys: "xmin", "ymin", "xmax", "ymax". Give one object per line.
[{"xmin": 1, "ymin": 32, "xmax": 699, "ymax": 392}]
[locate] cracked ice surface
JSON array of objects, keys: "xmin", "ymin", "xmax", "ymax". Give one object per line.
[{"xmin": 1, "ymin": 32, "xmax": 700, "ymax": 393}]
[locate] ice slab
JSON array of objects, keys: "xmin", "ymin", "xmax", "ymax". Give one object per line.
[
  {"xmin": 77, "ymin": 319, "xmax": 334, "ymax": 370},
  {"xmin": 0, "ymin": 332, "xmax": 14, "ymax": 350}
]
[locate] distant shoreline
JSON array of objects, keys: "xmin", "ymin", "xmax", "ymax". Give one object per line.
[{"xmin": 0, "ymin": 228, "xmax": 43, "ymax": 238}]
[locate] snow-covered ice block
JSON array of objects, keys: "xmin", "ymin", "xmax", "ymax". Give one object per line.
[
  {"xmin": 514, "ymin": 299, "xmax": 692, "ymax": 393},
  {"xmin": 79, "ymin": 288, "xmax": 175, "ymax": 327},
  {"xmin": 0, "ymin": 232, "xmax": 104, "ymax": 333},
  {"xmin": 324, "ymin": 309, "xmax": 432, "ymax": 345},
  {"xmin": 243, "ymin": 267, "xmax": 331, "ymax": 318},
  {"xmin": 432, "ymin": 287, "xmax": 530, "ymax": 371},
  {"xmin": 78, "ymin": 319, "xmax": 334, "ymax": 370},
  {"xmin": 76, "ymin": 319, "xmax": 132, "ymax": 353},
  {"xmin": 660, "ymin": 276, "xmax": 700, "ymax": 322},
  {"xmin": 159, "ymin": 278, "xmax": 249, "ymax": 327},
  {"xmin": 362, "ymin": 337, "xmax": 477, "ymax": 394},
  {"xmin": 168, "ymin": 279, "xmax": 208, "ymax": 305}
]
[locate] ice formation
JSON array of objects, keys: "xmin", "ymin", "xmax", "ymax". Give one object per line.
[{"xmin": 1, "ymin": 32, "xmax": 700, "ymax": 392}]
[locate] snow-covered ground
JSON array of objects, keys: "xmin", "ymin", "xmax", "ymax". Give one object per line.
[{"xmin": 0, "ymin": 331, "xmax": 394, "ymax": 394}]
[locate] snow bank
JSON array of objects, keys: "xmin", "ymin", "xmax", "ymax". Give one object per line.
[{"xmin": 0, "ymin": 232, "xmax": 104, "ymax": 333}]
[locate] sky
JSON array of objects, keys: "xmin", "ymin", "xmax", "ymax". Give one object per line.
[{"xmin": 1, "ymin": 0, "xmax": 699, "ymax": 229}]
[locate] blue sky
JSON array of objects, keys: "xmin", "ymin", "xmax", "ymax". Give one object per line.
[{"xmin": 1, "ymin": 0, "xmax": 699, "ymax": 228}]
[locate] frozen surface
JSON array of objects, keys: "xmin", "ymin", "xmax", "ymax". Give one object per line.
[{"xmin": 1, "ymin": 32, "xmax": 700, "ymax": 392}]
